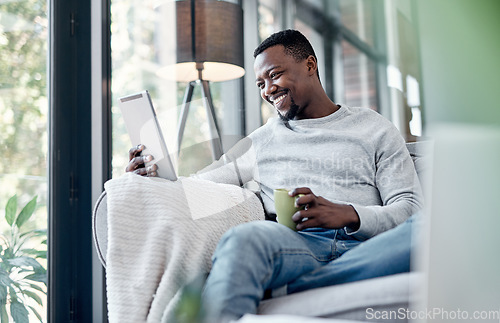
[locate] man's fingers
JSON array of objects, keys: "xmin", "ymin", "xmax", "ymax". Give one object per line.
[
  {"xmin": 125, "ymin": 157, "xmax": 142, "ymax": 172},
  {"xmin": 296, "ymin": 217, "xmax": 317, "ymax": 230},
  {"xmin": 142, "ymin": 154, "xmax": 153, "ymax": 163},
  {"xmin": 126, "ymin": 145, "xmax": 157, "ymax": 177},
  {"xmin": 292, "ymin": 209, "xmax": 312, "ymax": 223},
  {"xmin": 294, "ymin": 208, "xmax": 330, "ymax": 230},
  {"xmin": 293, "ymin": 210, "xmax": 318, "ymax": 230},
  {"xmin": 133, "ymin": 168, "xmax": 147, "ymax": 176},
  {"xmin": 294, "ymin": 194, "xmax": 316, "ymax": 208},
  {"xmin": 290, "ymin": 187, "xmax": 317, "ymax": 209},
  {"xmin": 130, "ymin": 154, "xmax": 153, "ymax": 167},
  {"xmin": 125, "ymin": 154, "xmax": 154, "ymax": 173},
  {"xmin": 128, "ymin": 144, "xmax": 145, "ymax": 161},
  {"xmin": 289, "ymin": 187, "xmax": 313, "ymax": 196},
  {"xmin": 133, "ymin": 164, "xmax": 158, "ymax": 177},
  {"xmin": 292, "ymin": 210, "xmax": 301, "ymax": 223},
  {"xmin": 146, "ymin": 164, "xmax": 158, "ymax": 177},
  {"xmin": 130, "ymin": 156, "xmax": 145, "ymax": 169}
]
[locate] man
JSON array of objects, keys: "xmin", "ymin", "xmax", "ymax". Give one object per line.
[{"xmin": 127, "ymin": 30, "xmax": 422, "ymax": 321}]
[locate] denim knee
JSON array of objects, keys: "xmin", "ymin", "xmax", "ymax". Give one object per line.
[{"xmin": 213, "ymin": 221, "xmax": 282, "ymax": 261}]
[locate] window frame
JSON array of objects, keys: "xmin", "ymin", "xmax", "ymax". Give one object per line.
[
  {"xmin": 256, "ymin": 0, "xmax": 389, "ymax": 122},
  {"xmin": 45, "ymin": 1, "xmax": 393, "ymax": 321},
  {"xmin": 48, "ymin": 0, "xmax": 96, "ymax": 321}
]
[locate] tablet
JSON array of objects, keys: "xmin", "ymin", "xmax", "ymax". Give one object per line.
[{"xmin": 118, "ymin": 90, "xmax": 178, "ymax": 181}]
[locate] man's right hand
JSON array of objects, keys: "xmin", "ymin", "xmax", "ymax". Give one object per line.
[{"xmin": 125, "ymin": 144, "xmax": 158, "ymax": 177}]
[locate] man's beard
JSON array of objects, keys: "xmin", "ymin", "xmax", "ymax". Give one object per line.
[{"xmin": 278, "ymin": 97, "xmax": 301, "ymax": 122}]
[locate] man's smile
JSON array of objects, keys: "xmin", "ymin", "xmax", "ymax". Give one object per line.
[
  {"xmin": 273, "ymin": 94, "xmax": 286, "ymax": 105},
  {"xmin": 272, "ymin": 92, "xmax": 301, "ymax": 121},
  {"xmin": 270, "ymin": 91, "xmax": 289, "ymax": 110}
]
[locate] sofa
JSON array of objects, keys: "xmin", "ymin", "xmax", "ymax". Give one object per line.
[{"xmin": 93, "ymin": 141, "xmax": 431, "ymax": 322}]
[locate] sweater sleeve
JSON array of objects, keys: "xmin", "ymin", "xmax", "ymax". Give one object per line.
[
  {"xmin": 192, "ymin": 137, "xmax": 258, "ymax": 186},
  {"xmin": 345, "ymin": 125, "xmax": 424, "ymax": 240}
]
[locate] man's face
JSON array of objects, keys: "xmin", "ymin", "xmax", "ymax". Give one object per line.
[{"xmin": 254, "ymin": 45, "xmax": 312, "ymax": 121}]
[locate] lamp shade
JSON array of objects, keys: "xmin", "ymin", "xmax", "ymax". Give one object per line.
[{"xmin": 158, "ymin": 0, "xmax": 245, "ymax": 82}]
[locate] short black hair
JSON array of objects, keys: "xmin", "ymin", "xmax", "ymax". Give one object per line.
[{"xmin": 253, "ymin": 29, "xmax": 320, "ymax": 79}]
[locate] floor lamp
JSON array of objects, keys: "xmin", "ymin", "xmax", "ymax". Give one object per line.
[{"xmin": 158, "ymin": 0, "xmax": 245, "ymax": 161}]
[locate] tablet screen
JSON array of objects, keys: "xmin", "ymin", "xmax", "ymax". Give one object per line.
[{"xmin": 118, "ymin": 91, "xmax": 178, "ymax": 180}]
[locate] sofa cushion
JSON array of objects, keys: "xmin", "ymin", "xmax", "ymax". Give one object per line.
[
  {"xmin": 257, "ymin": 272, "xmax": 422, "ymax": 322},
  {"xmin": 406, "ymin": 140, "xmax": 433, "ymax": 192},
  {"xmin": 238, "ymin": 314, "xmax": 368, "ymax": 322}
]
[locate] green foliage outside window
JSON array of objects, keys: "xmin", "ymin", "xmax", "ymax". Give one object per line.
[
  {"xmin": 1, "ymin": 0, "xmax": 48, "ymax": 321},
  {"xmin": 0, "ymin": 195, "xmax": 47, "ymax": 323},
  {"xmin": 0, "ymin": 0, "xmax": 48, "ymax": 184}
]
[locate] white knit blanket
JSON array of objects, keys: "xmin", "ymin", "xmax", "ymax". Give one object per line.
[{"xmin": 104, "ymin": 173, "xmax": 265, "ymax": 322}]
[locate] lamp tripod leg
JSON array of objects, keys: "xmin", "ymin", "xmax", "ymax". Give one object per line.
[
  {"xmin": 200, "ymin": 80, "xmax": 224, "ymax": 161},
  {"xmin": 177, "ymin": 81, "xmax": 195, "ymax": 157}
]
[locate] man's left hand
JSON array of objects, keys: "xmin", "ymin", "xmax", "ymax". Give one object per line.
[{"xmin": 289, "ymin": 187, "xmax": 360, "ymax": 231}]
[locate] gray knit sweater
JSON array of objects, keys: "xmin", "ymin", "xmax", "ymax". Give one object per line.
[{"xmin": 196, "ymin": 105, "xmax": 423, "ymax": 240}]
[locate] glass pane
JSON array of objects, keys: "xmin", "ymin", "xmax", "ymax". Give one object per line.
[
  {"xmin": 0, "ymin": 0, "xmax": 48, "ymax": 321},
  {"xmin": 294, "ymin": 19, "xmax": 326, "ymax": 91},
  {"xmin": 111, "ymin": 1, "xmax": 179, "ymax": 177},
  {"xmin": 301, "ymin": 0, "xmax": 323, "ymax": 10},
  {"xmin": 257, "ymin": 0, "xmax": 281, "ymax": 123},
  {"xmin": 339, "ymin": 0, "xmax": 375, "ymax": 47},
  {"xmin": 342, "ymin": 40, "xmax": 378, "ymax": 111},
  {"xmin": 258, "ymin": 0, "xmax": 281, "ymax": 42},
  {"xmin": 111, "ymin": 1, "xmax": 244, "ymax": 177}
]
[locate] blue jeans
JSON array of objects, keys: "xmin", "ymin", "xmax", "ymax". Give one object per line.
[{"xmin": 202, "ymin": 214, "xmax": 420, "ymax": 322}]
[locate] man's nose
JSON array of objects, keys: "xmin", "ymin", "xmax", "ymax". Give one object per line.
[{"xmin": 263, "ymin": 82, "xmax": 277, "ymax": 98}]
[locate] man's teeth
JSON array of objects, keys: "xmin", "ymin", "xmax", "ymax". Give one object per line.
[{"xmin": 273, "ymin": 94, "xmax": 287, "ymax": 105}]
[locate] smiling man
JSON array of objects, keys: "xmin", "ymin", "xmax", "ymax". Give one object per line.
[
  {"xmin": 254, "ymin": 31, "xmax": 336, "ymax": 122},
  {"xmin": 127, "ymin": 29, "xmax": 423, "ymax": 322},
  {"xmin": 198, "ymin": 30, "xmax": 422, "ymax": 322}
]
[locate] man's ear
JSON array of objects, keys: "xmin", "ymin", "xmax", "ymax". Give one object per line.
[{"xmin": 306, "ymin": 55, "xmax": 317, "ymax": 76}]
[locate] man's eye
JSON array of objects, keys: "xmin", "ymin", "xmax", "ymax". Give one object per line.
[
  {"xmin": 257, "ymin": 83, "xmax": 264, "ymax": 89},
  {"xmin": 270, "ymin": 72, "xmax": 280, "ymax": 79}
]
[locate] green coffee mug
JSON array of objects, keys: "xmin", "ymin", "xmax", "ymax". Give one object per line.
[{"xmin": 273, "ymin": 188, "xmax": 304, "ymax": 231}]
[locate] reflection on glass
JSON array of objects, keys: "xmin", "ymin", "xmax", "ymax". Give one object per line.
[
  {"xmin": 111, "ymin": 1, "xmax": 206, "ymax": 177},
  {"xmin": 342, "ymin": 40, "xmax": 377, "ymax": 111},
  {"xmin": 301, "ymin": 0, "xmax": 323, "ymax": 10},
  {"xmin": 340, "ymin": 0, "xmax": 375, "ymax": 47},
  {"xmin": 0, "ymin": 0, "xmax": 48, "ymax": 321},
  {"xmin": 294, "ymin": 19, "xmax": 326, "ymax": 89},
  {"xmin": 257, "ymin": 0, "xmax": 282, "ymax": 123},
  {"xmin": 258, "ymin": 0, "xmax": 281, "ymax": 43},
  {"xmin": 111, "ymin": 1, "xmax": 243, "ymax": 177}
]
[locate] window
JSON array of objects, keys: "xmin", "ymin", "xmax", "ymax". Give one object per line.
[
  {"xmin": 257, "ymin": 0, "xmax": 282, "ymax": 122},
  {"xmin": 110, "ymin": 0, "xmax": 245, "ymax": 177},
  {"xmin": 339, "ymin": 0, "xmax": 379, "ymax": 111},
  {"xmin": 0, "ymin": 1, "xmax": 48, "ymax": 321},
  {"xmin": 88, "ymin": 0, "xmax": 423, "ymax": 320},
  {"xmin": 339, "ymin": 0, "xmax": 375, "ymax": 47},
  {"xmin": 256, "ymin": 0, "xmax": 386, "ymax": 124},
  {"xmin": 341, "ymin": 40, "xmax": 378, "ymax": 110}
]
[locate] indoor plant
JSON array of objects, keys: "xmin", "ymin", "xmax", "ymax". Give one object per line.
[{"xmin": 0, "ymin": 195, "xmax": 47, "ymax": 322}]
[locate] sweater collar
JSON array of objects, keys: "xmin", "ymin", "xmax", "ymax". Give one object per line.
[{"xmin": 286, "ymin": 105, "xmax": 348, "ymax": 128}]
